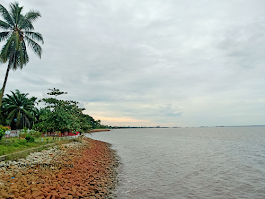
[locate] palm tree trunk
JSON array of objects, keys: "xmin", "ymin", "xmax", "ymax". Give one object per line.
[{"xmin": 0, "ymin": 62, "xmax": 11, "ymax": 108}]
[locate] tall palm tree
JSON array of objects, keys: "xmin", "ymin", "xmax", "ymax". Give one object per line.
[
  {"xmin": 2, "ymin": 89, "xmax": 35, "ymax": 129},
  {"xmin": 0, "ymin": 2, "xmax": 43, "ymax": 107}
]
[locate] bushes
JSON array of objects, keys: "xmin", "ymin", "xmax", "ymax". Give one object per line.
[
  {"xmin": 32, "ymin": 131, "xmax": 42, "ymax": 138},
  {"xmin": 0, "ymin": 125, "xmax": 10, "ymax": 140},
  {"xmin": 0, "ymin": 128, "xmax": 4, "ymax": 140},
  {"xmin": 25, "ymin": 135, "xmax": 35, "ymax": 143},
  {"xmin": 17, "ymin": 139, "xmax": 27, "ymax": 145},
  {"xmin": 19, "ymin": 128, "xmax": 41, "ymax": 140}
]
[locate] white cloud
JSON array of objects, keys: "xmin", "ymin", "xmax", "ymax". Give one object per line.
[{"xmin": 0, "ymin": 0, "xmax": 265, "ymax": 127}]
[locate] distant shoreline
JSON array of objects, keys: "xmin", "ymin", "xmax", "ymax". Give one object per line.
[{"xmin": 88, "ymin": 129, "xmax": 110, "ymax": 133}]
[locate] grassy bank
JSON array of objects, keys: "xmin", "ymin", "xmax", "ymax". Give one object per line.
[
  {"xmin": 0, "ymin": 136, "xmax": 74, "ymax": 156},
  {"xmin": 0, "ymin": 129, "xmax": 110, "ymax": 157}
]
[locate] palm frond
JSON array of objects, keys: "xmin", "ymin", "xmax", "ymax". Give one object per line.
[
  {"xmin": 7, "ymin": 108, "xmax": 17, "ymax": 124},
  {"xmin": 0, "ymin": 33, "xmax": 15, "ymax": 62},
  {"xmin": 0, "ymin": 3, "xmax": 43, "ymax": 74},
  {"xmin": 0, "ymin": 4, "xmax": 14, "ymax": 26},
  {"xmin": 24, "ymin": 31, "xmax": 44, "ymax": 44},
  {"xmin": 21, "ymin": 40, "xmax": 29, "ymax": 65},
  {"xmin": 19, "ymin": 11, "xmax": 41, "ymax": 30},
  {"xmin": 19, "ymin": 16, "xmax": 34, "ymax": 30},
  {"xmin": 10, "ymin": 2, "xmax": 23, "ymax": 25},
  {"xmin": 24, "ymin": 35, "xmax": 42, "ymax": 58},
  {"xmin": 24, "ymin": 10, "xmax": 41, "ymax": 22},
  {"xmin": 10, "ymin": 42, "xmax": 28, "ymax": 70},
  {"xmin": 0, "ymin": 31, "xmax": 10, "ymax": 42},
  {"xmin": 9, "ymin": 91, "xmax": 18, "ymax": 104},
  {"xmin": 22, "ymin": 109, "xmax": 34, "ymax": 120},
  {"xmin": 0, "ymin": 20, "xmax": 11, "ymax": 30},
  {"xmin": 9, "ymin": 51, "xmax": 19, "ymax": 70},
  {"xmin": 4, "ymin": 89, "xmax": 36, "ymax": 128}
]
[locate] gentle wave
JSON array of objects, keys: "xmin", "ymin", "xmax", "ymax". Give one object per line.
[{"xmin": 87, "ymin": 127, "xmax": 265, "ymax": 199}]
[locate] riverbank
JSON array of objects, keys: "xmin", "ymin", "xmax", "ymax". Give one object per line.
[
  {"xmin": 0, "ymin": 136, "xmax": 119, "ymax": 199},
  {"xmin": 0, "ymin": 129, "xmax": 110, "ymax": 157}
]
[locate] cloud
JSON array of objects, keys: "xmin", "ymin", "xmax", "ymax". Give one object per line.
[
  {"xmin": 91, "ymin": 115, "xmax": 150, "ymax": 123},
  {"xmin": 0, "ymin": 0, "xmax": 265, "ymax": 127}
]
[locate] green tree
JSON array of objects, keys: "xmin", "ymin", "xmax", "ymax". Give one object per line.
[
  {"xmin": 33, "ymin": 88, "xmax": 91, "ymax": 134},
  {"xmin": 2, "ymin": 89, "xmax": 35, "ymax": 129},
  {"xmin": 0, "ymin": 2, "xmax": 44, "ymax": 107},
  {"xmin": 33, "ymin": 107, "xmax": 50, "ymax": 124}
]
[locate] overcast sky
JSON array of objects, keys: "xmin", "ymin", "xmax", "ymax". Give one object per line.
[{"xmin": 0, "ymin": 0, "xmax": 265, "ymax": 127}]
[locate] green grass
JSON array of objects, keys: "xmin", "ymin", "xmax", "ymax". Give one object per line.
[
  {"xmin": 0, "ymin": 136, "xmax": 73, "ymax": 156},
  {"xmin": 4, "ymin": 144, "xmax": 55, "ymax": 161}
]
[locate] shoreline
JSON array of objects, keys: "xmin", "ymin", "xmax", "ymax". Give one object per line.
[
  {"xmin": 0, "ymin": 136, "xmax": 119, "ymax": 199},
  {"xmin": 88, "ymin": 129, "xmax": 111, "ymax": 133}
]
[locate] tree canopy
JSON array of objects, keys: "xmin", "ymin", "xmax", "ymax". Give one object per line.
[
  {"xmin": 33, "ymin": 88, "xmax": 107, "ymax": 134},
  {"xmin": 0, "ymin": 89, "xmax": 108, "ymax": 134},
  {"xmin": 1, "ymin": 89, "xmax": 36, "ymax": 129},
  {"xmin": 0, "ymin": 2, "xmax": 43, "ymax": 107}
]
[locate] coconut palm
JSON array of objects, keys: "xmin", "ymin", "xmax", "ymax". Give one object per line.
[
  {"xmin": 0, "ymin": 2, "xmax": 44, "ymax": 107},
  {"xmin": 2, "ymin": 89, "xmax": 35, "ymax": 129}
]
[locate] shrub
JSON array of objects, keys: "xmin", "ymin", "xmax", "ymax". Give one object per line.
[
  {"xmin": 32, "ymin": 131, "xmax": 42, "ymax": 138},
  {"xmin": 13, "ymin": 143, "xmax": 19, "ymax": 147},
  {"xmin": 0, "ymin": 125, "xmax": 10, "ymax": 140},
  {"xmin": 19, "ymin": 132, "xmax": 26, "ymax": 138},
  {"xmin": 0, "ymin": 128, "xmax": 5, "ymax": 140},
  {"xmin": 25, "ymin": 135, "xmax": 35, "ymax": 143},
  {"xmin": 17, "ymin": 139, "xmax": 27, "ymax": 145}
]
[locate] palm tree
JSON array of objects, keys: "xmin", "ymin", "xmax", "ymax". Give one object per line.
[
  {"xmin": 2, "ymin": 89, "xmax": 35, "ymax": 129},
  {"xmin": 33, "ymin": 107, "xmax": 51, "ymax": 124},
  {"xmin": 0, "ymin": 2, "xmax": 44, "ymax": 107}
]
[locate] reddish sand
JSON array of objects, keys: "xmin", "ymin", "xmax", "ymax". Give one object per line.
[{"xmin": 0, "ymin": 137, "xmax": 118, "ymax": 199}]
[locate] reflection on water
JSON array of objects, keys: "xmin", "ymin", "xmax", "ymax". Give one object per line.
[{"xmin": 86, "ymin": 127, "xmax": 265, "ymax": 199}]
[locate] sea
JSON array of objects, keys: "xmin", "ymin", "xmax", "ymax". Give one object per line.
[{"xmin": 86, "ymin": 127, "xmax": 265, "ymax": 199}]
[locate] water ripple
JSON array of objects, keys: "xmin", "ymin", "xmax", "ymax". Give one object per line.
[{"xmin": 87, "ymin": 127, "xmax": 265, "ymax": 199}]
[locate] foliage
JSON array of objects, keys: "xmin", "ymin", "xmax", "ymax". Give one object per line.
[
  {"xmin": 1, "ymin": 89, "xmax": 36, "ymax": 129},
  {"xmin": 33, "ymin": 88, "xmax": 94, "ymax": 134},
  {"xmin": 0, "ymin": 2, "xmax": 44, "ymax": 107},
  {"xmin": 0, "ymin": 124, "xmax": 9, "ymax": 140},
  {"xmin": 32, "ymin": 130, "xmax": 42, "ymax": 138},
  {"xmin": 33, "ymin": 107, "xmax": 51, "ymax": 123},
  {"xmin": 19, "ymin": 127, "xmax": 42, "ymax": 139},
  {"xmin": 1, "ymin": 88, "xmax": 106, "ymax": 135},
  {"xmin": 0, "ymin": 127, "xmax": 4, "ymax": 140},
  {"xmin": 0, "ymin": 138, "xmax": 36, "ymax": 155},
  {"xmin": 0, "ymin": 134, "xmax": 73, "ymax": 156},
  {"xmin": 25, "ymin": 134, "xmax": 34, "ymax": 142}
]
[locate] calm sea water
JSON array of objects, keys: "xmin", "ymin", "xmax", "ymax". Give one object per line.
[{"xmin": 86, "ymin": 127, "xmax": 265, "ymax": 199}]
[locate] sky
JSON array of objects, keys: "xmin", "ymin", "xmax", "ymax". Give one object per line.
[{"xmin": 0, "ymin": 0, "xmax": 265, "ymax": 127}]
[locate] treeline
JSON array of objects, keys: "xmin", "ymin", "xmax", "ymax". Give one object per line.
[{"xmin": 0, "ymin": 88, "xmax": 109, "ymax": 133}]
